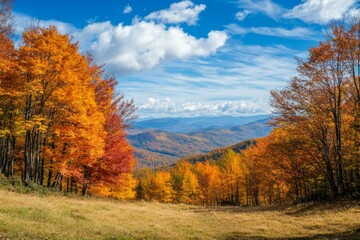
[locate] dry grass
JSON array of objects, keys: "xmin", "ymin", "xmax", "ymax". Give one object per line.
[{"xmin": 0, "ymin": 190, "xmax": 359, "ymax": 240}]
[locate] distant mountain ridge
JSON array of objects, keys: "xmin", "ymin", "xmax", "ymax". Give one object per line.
[
  {"xmin": 131, "ymin": 115, "xmax": 270, "ymax": 134},
  {"xmin": 128, "ymin": 116, "xmax": 272, "ymax": 168}
]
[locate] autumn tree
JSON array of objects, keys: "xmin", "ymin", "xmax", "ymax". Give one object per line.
[
  {"xmin": 172, "ymin": 161, "xmax": 201, "ymax": 204},
  {"xmin": 16, "ymin": 27, "xmax": 102, "ymax": 190},
  {"xmin": 215, "ymin": 150, "xmax": 244, "ymax": 205},
  {"xmin": 270, "ymin": 22, "xmax": 360, "ymax": 198},
  {"xmin": 0, "ymin": 0, "xmax": 140, "ymax": 199},
  {"xmin": 194, "ymin": 161, "xmax": 220, "ymax": 205},
  {"xmin": 0, "ymin": 38, "xmax": 18, "ymax": 177},
  {"xmin": 0, "ymin": 22, "xmax": 137, "ymax": 197},
  {"xmin": 0, "ymin": 0, "xmax": 17, "ymax": 177},
  {"xmin": 341, "ymin": 20, "xmax": 360, "ymax": 193},
  {"xmin": 89, "ymin": 74, "xmax": 136, "ymax": 198}
]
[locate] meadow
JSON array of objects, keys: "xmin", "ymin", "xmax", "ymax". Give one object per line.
[{"xmin": 0, "ymin": 189, "xmax": 359, "ymax": 240}]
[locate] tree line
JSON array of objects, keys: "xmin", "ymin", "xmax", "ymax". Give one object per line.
[
  {"xmin": 136, "ymin": 21, "xmax": 360, "ymax": 205},
  {"xmin": 0, "ymin": 0, "xmax": 136, "ymax": 197}
]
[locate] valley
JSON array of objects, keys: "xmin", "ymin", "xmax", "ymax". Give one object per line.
[{"xmin": 128, "ymin": 116, "xmax": 272, "ymax": 168}]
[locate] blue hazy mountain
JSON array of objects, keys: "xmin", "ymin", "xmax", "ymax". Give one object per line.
[
  {"xmin": 132, "ymin": 115, "xmax": 270, "ymax": 134},
  {"xmin": 128, "ymin": 117, "xmax": 272, "ymax": 168}
]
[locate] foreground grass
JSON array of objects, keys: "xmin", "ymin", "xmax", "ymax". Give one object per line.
[{"xmin": 0, "ymin": 190, "xmax": 359, "ymax": 239}]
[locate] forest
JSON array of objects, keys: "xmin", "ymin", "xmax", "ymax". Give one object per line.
[
  {"xmin": 135, "ymin": 21, "xmax": 360, "ymax": 205},
  {"xmin": 1, "ymin": 0, "xmax": 360, "ymax": 206},
  {"xmin": 0, "ymin": 0, "xmax": 136, "ymax": 198}
]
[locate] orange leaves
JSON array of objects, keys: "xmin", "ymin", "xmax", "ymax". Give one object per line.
[
  {"xmin": 87, "ymin": 73, "xmax": 136, "ymax": 198},
  {"xmin": 0, "ymin": 25, "xmax": 137, "ymax": 195},
  {"xmin": 145, "ymin": 171, "xmax": 174, "ymax": 202},
  {"xmin": 270, "ymin": 21, "xmax": 360, "ymax": 199},
  {"xmin": 194, "ymin": 162, "xmax": 220, "ymax": 205},
  {"xmin": 309, "ymin": 41, "xmax": 333, "ymax": 63},
  {"xmin": 173, "ymin": 163, "xmax": 201, "ymax": 204},
  {"xmin": 137, "ymin": 152, "xmax": 245, "ymax": 205},
  {"xmin": 17, "ymin": 27, "xmax": 105, "ymax": 181}
]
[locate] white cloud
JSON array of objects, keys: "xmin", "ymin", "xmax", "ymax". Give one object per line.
[
  {"xmin": 123, "ymin": 4, "xmax": 133, "ymax": 14},
  {"xmin": 284, "ymin": 0, "xmax": 357, "ymax": 24},
  {"xmin": 237, "ymin": 0, "xmax": 284, "ymax": 19},
  {"xmin": 225, "ymin": 24, "xmax": 247, "ymax": 35},
  {"xmin": 235, "ymin": 10, "xmax": 252, "ymax": 21},
  {"xmin": 73, "ymin": 21, "xmax": 228, "ymax": 74},
  {"xmin": 144, "ymin": 1, "xmax": 206, "ymax": 25},
  {"xmin": 226, "ymin": 24, "xmax": 318, "ymax": 40},
  {"xmin": 13, "ymin": 3, "xmax": 306, "ymax": 118},
  {"xmin": 14, "ymin": 13, "xmax": 77, "ymax": 35},
  {"xmin": 138, "ymin": 98, "xmax": 270, "ymax": 118},
  {"xmin": 14, "ymin": 12, "xmax": 228, "ymax": 74},
  {"xmin": 121, "ymin": 43, "xmax": 302, "ymax": 118}
]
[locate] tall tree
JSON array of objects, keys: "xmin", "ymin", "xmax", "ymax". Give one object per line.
[
  {"xmin": 271, "ymin": 22, "xmax": 357, "ymax": 197},
  {"xmin": 0, "ymin": 0, "xmax": 17, "ymax": 177}
]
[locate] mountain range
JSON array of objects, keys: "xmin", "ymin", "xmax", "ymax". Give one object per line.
[
  {"xmin": 127, "ymin": 116, "xmax": 272, "ymax": 168},
  {"xmin": 130, "ymin": 115, "xmax": 270, "ymax": 134}
]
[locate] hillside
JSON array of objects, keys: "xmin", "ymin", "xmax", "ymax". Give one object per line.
[
  {"xmin": 188, "ymin": 118, "xmax": 271, "ymax": 147},
  {"xmin": 129, "ymin": 118, "xmax": 272, "ymax": 168},
  {"xmin": 182, "ymin": 139, "xmax": 256, "ymax": 165},
  {"xmin": 129, "ymin": 130, "xmax": 213, "ymax": 167},
  {"xmin": 1, "ymin": 189, "xmax": 359, "ymax": 240},
  {"xmin": 133, "ymin": 148, "xmax": 179, "ymax": 169}
]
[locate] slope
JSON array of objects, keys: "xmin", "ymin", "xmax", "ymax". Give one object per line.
[
  {"xmin": 1, "ymin": 189, "xmax": 360, "ymax": 240},
  {"xmin": 181, "ymin": 139, "xmax": 256, "ymax": 165},
  {"xmin": 129, "ymin": 118, "xmax": 272, "ymax": 168}
]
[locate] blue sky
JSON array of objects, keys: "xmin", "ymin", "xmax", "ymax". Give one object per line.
[{"xmin": 13, "ymin": 0, "xmax": 360, "ymax": 118}]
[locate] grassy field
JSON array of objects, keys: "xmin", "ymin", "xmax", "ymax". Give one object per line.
[{"xmin": 0, "ymin": 190, "xmax": 359, "ymax": 240}]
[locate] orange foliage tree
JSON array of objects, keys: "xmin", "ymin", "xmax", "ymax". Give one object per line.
[
  {"xmin": 0, "ymin": 9, "xmax": 137, "ymax": 198},
  {"xmin": 136, "ymin": 21, "xmax": 360, "ymax": 205}
]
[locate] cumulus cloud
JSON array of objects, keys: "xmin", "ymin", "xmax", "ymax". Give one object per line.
[
  {"xmin": 144, "ymin": 0, "xmax": 206, "ymax": 25},
  {"xmin": 235, "ymin": 10, "xmax": 252, "ymax": 21},
  {"xmin": 284, "ymin": 0, "xmax": 358, "ymax": 24},
  {"xmin": 226, "ymin": 24, "xmax": 318, "ymax": 40},
  {"xmin": 73, "ymin": 21, "xmax": 228, "ymax": 74},
  {"xmin": 237, "ymin": 0, "xmax": 284, "ymax": 19},
  {"xmin": 138, "ymin": 98, "xmax": 270, "ymax": 117},
  {"xmin": 123, "ymin": 4, "xmax": 133, "ymax": 14},
  {"xmin": 14, "ymin": 8, "xmax": 228, "ymax": 74}
]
